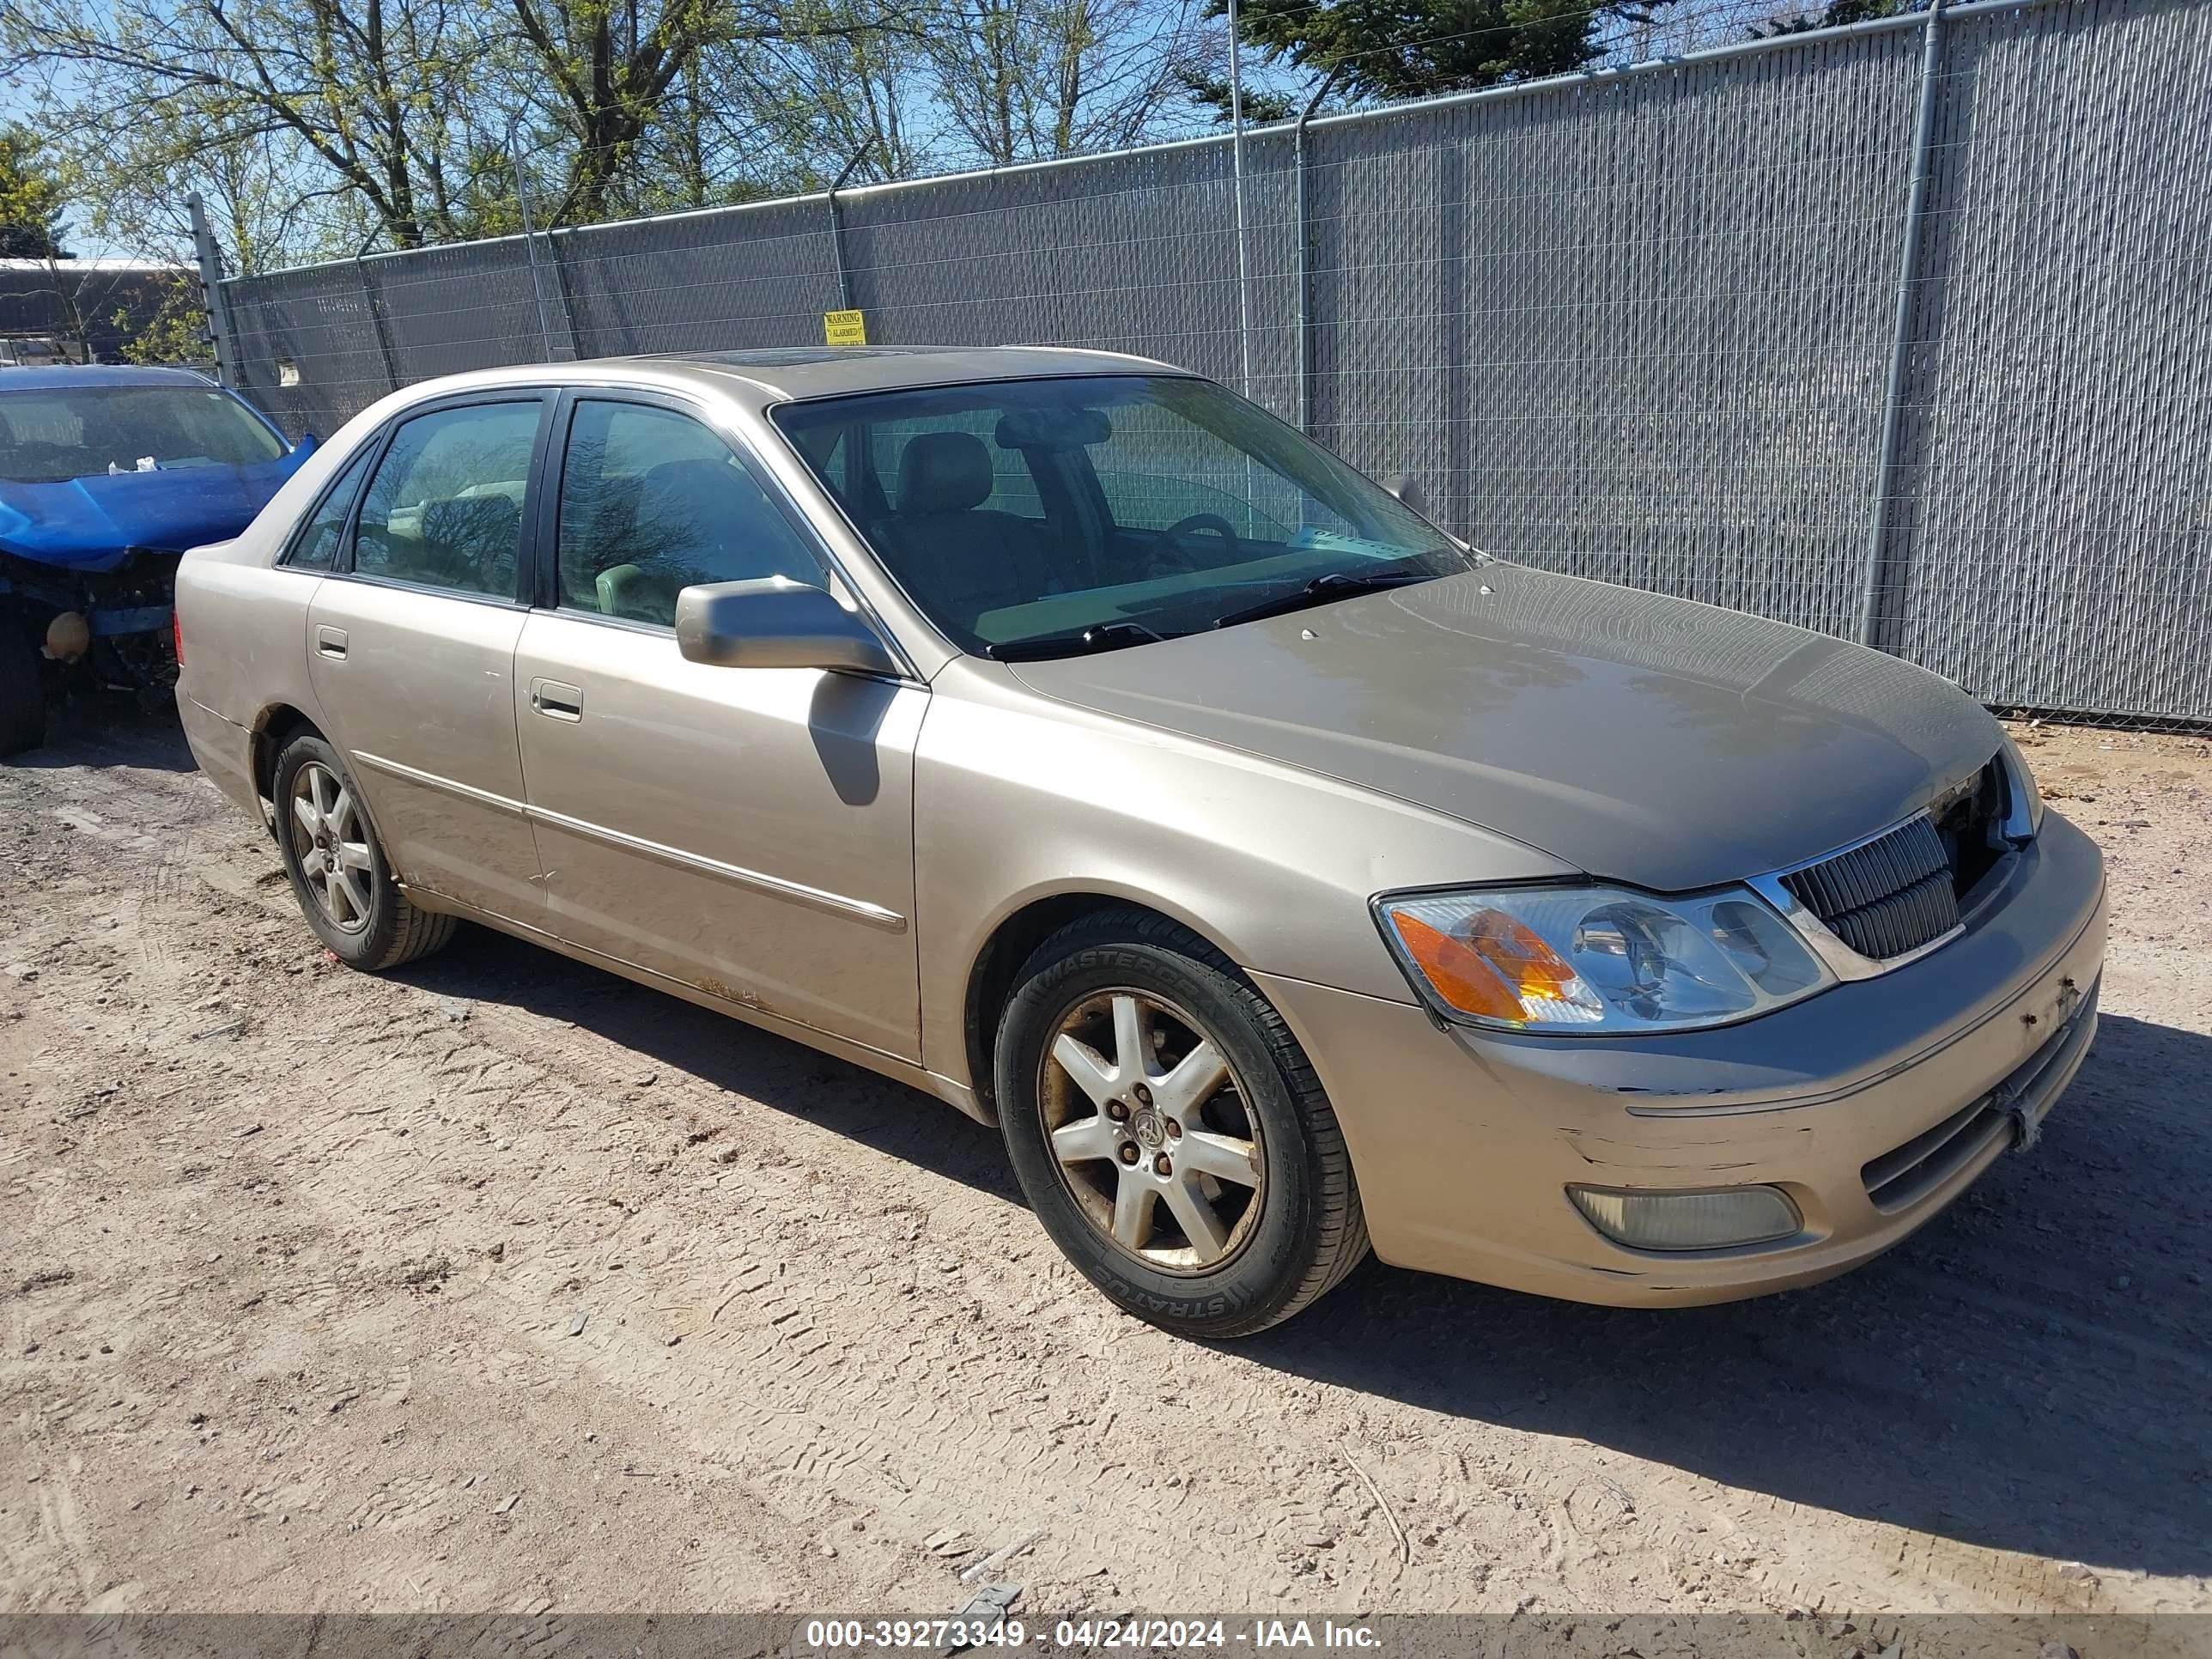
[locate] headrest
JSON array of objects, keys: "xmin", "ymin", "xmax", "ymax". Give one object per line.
[{"xmin": 896, "ymin": 431, "xmax": 992, "ymax": 514}]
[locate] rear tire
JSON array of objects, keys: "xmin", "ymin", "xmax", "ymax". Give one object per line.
[
  {"xmin": 0, "ymin": 611, "xmax": 47, "ymax": 757},
  {"xmin": 272, "ymin": 732, "xmax": 456, "ymax": 969},
  {"xmin": 995, "ymin": 908, "xmax": 1369, "ymax": 1338}
]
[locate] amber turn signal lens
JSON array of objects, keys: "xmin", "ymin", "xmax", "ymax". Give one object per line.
[{"xmin": 1388, "ymin": 906, "xmax": 1587, "ymax": 1022}]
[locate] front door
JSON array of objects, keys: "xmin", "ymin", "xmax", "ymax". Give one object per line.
[
  {"xmin": 305, "ymin": 394, "xmax": 550, "ymax": 924},
  {"xmin": 512, "ymin": 392, "xmax": 925, "ymax": 1060}
]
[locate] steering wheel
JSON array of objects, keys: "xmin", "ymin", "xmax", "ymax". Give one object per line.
[{"xmin": 1155, "ymin": 512, "xmax": 1245, "ymax": 572}]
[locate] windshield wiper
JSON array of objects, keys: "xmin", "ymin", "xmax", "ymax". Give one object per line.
[
  {"xmin": 984, "ymin": 620, "xmax": 1170, "ymax": 662},
  {"xmin": 1209, "ymin": 565, "xmax": 1435, "ymax": 631}
]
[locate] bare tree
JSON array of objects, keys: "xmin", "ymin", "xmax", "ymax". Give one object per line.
[
  {"xmin": 498, "ymin": 0, "xmax": 922, "ymax": 222},
  {"xmin": 714, "ymin": 0, "xmax": 936, "ymax": 186},
  {"xmin": 926, "ymin": 0, "xmax": 1213, "ymax": 166},
  {"xmin": 1, "ymin": 0, "xmax": 504, "ymax": 250}
]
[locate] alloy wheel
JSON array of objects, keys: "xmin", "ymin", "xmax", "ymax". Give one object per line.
[
  {"xmin": 289, "ymin": 760, "xmax": 374, "ymax": 933},
  {"xmin": 1038, "ymin": 988, "xmax": 1265, "ymax": 1274}
]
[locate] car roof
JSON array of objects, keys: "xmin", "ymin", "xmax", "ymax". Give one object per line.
[
  {"xmin": 654, "ymin": 345, "xmax": 1182, "ymax": 400},
  {"xmin": 371, "ymin": 345, "xmax": 1189, "ymax": 410},
  {"xmin": 0, "ymin": 365, "xmax": 222, "ymax": 392}
]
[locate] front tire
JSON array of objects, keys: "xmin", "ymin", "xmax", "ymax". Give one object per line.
[
  {"xmin": 995, "ymin": 909, "xmax": 1369, "ymax": 1338},
  {"xmin": 0, "ymin": 610, "xmax": 47, "ymax": 757},
  {"xmin": 272, "ymin": 732, "xmax": 456, "ymax": 970}
]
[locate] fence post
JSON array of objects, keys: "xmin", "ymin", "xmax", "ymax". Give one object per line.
[
  {"xmin": 1228, "ymin": 0, "xmax": 1253, "ymax": 395},
  {"xmin": 512, "ymin": 130, "xmax": 562, "ymax": 362},
  {"xmin": 1295, "ymin": 66, "xmax": 1345, "ymax": 434},
  {"xmin": 353, "ymin": 228, "xmax": 402, "ymax": 392},
  {"xmin": 1858, "ymin": 0, "xmax": 1949, "ymax": 649},
  {"xmin": 825, "ymin": 142, "xmax": 876, "ymax": 314},
  {"xmin": 185, "ymin": 192, "xmax": 238, "ymax": 386},
  {"xmin": 544, "ymin": 229, "xmax": 586, "ymax": 361}
]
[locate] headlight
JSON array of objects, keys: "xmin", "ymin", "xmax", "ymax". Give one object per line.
[
  {"xmin": 1998, "ymin": 733, "xmax": 2045, "ymax": 841},
  {"xmin": 1375, "ymin": 883, "xmax": 1834, "ymax": 1035}
]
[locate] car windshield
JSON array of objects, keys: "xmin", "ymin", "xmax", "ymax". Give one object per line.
[
  {"xmin": 0, "ymin": 385, "xmax": 287, "ymax": 484},
  {"xmin": 771, "ymin": 374, "xmax": 1472, "ymax": 658}
]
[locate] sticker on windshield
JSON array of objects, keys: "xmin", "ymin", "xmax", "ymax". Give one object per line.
[{"xmin": 1293, "ymin": 528, "xmax": 1421, "ymax": 559}]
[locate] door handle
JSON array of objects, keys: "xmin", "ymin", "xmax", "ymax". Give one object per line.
[
  {"xmin": 315, "ymin": 625, "xmax": 349, "ymax": 659},
  {"xmin": 530, "ymin": 678, "xmax": 584, "ymax": 721}
]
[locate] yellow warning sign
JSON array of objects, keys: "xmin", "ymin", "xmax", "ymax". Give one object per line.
[{"xmin": 823, "ymin": 308, "xmax": 867, "ymax": 346}]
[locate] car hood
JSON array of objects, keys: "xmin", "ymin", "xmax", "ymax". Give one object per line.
[
  {"xmin": 1006, "ymin": 565, "xmax": 2004, "ymax": 892},
  {"xmin": 0, "ymin": 452, "xmax": 307, "ymax": 573}
]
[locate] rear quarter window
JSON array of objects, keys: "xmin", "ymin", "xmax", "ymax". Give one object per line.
[{"xmin": 282, "ymin": 448, "xmax": 375, "ymax": 571}]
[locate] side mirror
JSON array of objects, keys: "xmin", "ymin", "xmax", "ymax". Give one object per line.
[
  {"xmin": 675, "ymin": 576, "xmax": 899, "ymax": 676},
  {"xmin": 1382, "ymin": 473, "xmax": 1427, "ymax": 515}
]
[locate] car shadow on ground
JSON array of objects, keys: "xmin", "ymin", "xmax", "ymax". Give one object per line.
[
  {"xmin": 407, "ymin": 909, "xmax": 2212, "ymax": 1582},
  {"xmin": 393, "ymin": 924, "xmax": 1024, "ymax": 1204},
  {"xmin": 1239, "ymin": 1009, "xmax": 2212, "ymax": 1582},
  {"xmin": 11, "ymin": 695, "xmax": 199, "ymax": 773}
]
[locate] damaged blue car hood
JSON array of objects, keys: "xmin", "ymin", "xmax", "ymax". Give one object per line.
[{"xmin": 0, "ymin": 448, "xmax": 309, "ymax": 572}]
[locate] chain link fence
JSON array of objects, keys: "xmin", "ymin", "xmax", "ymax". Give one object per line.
[{"xmin": 206, "ymin": 0, "xmax": 2212, "ymax": 726}]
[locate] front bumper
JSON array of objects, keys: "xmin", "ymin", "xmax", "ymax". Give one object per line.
[
  {"xmin": 1259, "ymin": 811, "xmax": 2109, "ymax": 1306},
  {"xmin": 1, "ymin": 553, "xmax": 179, "ymax": 687}
]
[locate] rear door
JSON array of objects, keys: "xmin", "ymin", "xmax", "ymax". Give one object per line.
[
  {"xmin": 512, "ymin": 390, "xmax": 926, "ymax": 1060},
  {"xmin": 305, "ymin": 392, "xmax": 552, "ymax": 924}
]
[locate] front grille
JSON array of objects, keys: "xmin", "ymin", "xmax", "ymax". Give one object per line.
[
  {"xmin": 1780, "ymin": 814, "xmax": 1960, "ymax": 960},
  {"xmin": 1779, "ymin": 753, "xmax": 2011, "ymax": 963}
]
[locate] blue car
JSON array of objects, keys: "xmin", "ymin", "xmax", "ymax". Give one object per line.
[{"xmin": 1, "ymin": 365, "xmax": 311, "ymax": 754}]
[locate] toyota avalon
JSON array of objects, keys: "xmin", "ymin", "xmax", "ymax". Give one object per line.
[{"xmin": 172, "ymin": 347, "xmax": 2106, "ymax": 1336}]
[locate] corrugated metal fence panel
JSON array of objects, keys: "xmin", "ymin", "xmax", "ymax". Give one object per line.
[
  {"xmin": 1306, "ymin": 26, "xmax": 1924, "ymax": 638},
  {"xmin": 210, "ymin": 0, "xmax": 2212, "ymax": 723},
  {"xmin": 1881, "ymin": 0, "xmax": 2212, "ymax": 722}
]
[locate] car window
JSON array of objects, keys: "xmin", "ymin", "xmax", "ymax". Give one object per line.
[
  {"xmin": 554, "ymin": 400, "xmax": 824, "ymax": 625},
  {"xmin": 774, "ymin": 375, "xmax": 1466, "ymax": 657},
  {"xmin": 283, "ymin": 448, "xmax": 374, "ymax": 571},
  {"xmin": 353, "ymin": 401, "xmax": 539, "ymax": 599},
  {"xmin": 1089, "ymin": 398, "xmax": 1308, "ymax": 542},
  {"xmin": 0, "ymin": 386, "xmax": 287, "ymax": 483}
]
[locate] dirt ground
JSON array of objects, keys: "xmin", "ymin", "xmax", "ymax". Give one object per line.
[{"xmin": 3, "ymin": 705, "xmax": 2209, "ymax": 1620}]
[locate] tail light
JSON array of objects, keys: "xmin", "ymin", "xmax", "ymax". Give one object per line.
[{"xmin": 172, "ymin": 609, "xmax": 184, "ymax": 666}]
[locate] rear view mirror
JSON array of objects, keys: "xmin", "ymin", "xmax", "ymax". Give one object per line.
[
  {"xmin": 1382, "ymin": 473, "xmax": 1426, "ymax": 515},
  {"xmin": 674, "ymin": 576, "xmax": 899, "ymax": 677}
]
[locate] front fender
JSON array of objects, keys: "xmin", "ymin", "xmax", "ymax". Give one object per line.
[{"xmin": 911, "ymin": 658, "xmax": 1577, "ymax": 1091}]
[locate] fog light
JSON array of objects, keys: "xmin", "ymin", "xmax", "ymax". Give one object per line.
[
  {"xmin": 44, "ymin": 611, "xmax": 91, "ymax": 662},
  {"xmin": 1569, "ymin": 1184, "xmax": 1801, "ymax": 1251}
]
